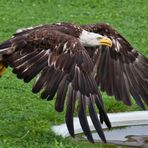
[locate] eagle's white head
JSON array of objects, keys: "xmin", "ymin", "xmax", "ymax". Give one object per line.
[{"xmin": 79, "ymin": 30, "xmax": 112, "ymax": 47}]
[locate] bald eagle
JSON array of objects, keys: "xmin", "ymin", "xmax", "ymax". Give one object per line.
[{"xmin": 0, "ymin": 22, "xmax": 147, "ymax": 143}]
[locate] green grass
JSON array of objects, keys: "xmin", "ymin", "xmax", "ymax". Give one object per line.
[{"xmin": 0, "ymin": 0, "xmax": 147, "ymax": 147}]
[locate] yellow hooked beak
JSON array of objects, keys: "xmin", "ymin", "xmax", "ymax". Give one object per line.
[{"xmin": 99, "ymin": 37, "xmax": 112, "ymax": 47}]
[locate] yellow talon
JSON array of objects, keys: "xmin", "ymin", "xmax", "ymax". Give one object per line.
[{"xmin": 0, "ymin": 62, "xmax": 7, "ymax": 77}]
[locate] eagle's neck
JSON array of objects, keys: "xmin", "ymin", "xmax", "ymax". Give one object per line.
[{"xmin": 79, "ymin": 30, "xmax": 103, "ymax": 47}]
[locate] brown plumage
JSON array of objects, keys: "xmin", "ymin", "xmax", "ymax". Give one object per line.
[
  {"xmin": 81, "ymin": 23, "xmax": 148, "ymax": 108},
  {"xmin": 0, "ymin": 22, "xmax": 147, "ymax": 143}
]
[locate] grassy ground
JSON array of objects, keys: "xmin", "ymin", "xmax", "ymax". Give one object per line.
[{"xmin": 0, "ymin": 0, "xmax": 147, "ymax": 147}]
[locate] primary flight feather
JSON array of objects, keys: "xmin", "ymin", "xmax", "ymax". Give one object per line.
[{"xmin": 0, "ymin": 22, "xmax": 147, "ymax": 143}]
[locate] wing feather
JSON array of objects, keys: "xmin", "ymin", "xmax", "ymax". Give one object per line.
[
  {"xmin": 88, "ymin": 96, "xmax": 106, "ymax": 142},
  {"xmin": 81, "ymin": 23, "xmax": 148, "ymax": 108},
  {"xmin": 78, "ymin": 93, "xmax": 94, "ymax": 143},
  {"xmin": 1, "ymin": 26, "xmax": 111, "ymax": 143},
  {"xmin": 65, "ymin": 86, "xmax": 76, "ymax": 137},
  {"xmin": 55, "ymin": 74, "xmax": 69, "ymax": 112}
]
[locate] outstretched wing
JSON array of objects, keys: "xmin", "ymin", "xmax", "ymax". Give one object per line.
[
  {"xmin": 81, "ymin": 23, "xmax": 148, "ymax": 109},
  {"xmin": 1, "ymin": 27, "xmax": 111, "ymax": 143}
]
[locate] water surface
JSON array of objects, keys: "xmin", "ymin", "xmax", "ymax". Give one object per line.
[{"xmin": 83, "ymin": 125, "xmax": 148, "ymax": 147}]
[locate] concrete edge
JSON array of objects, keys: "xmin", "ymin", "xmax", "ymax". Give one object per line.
[{"xmin": 52, "ymin": 111, "xmax": 148, "ymax": 138}]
